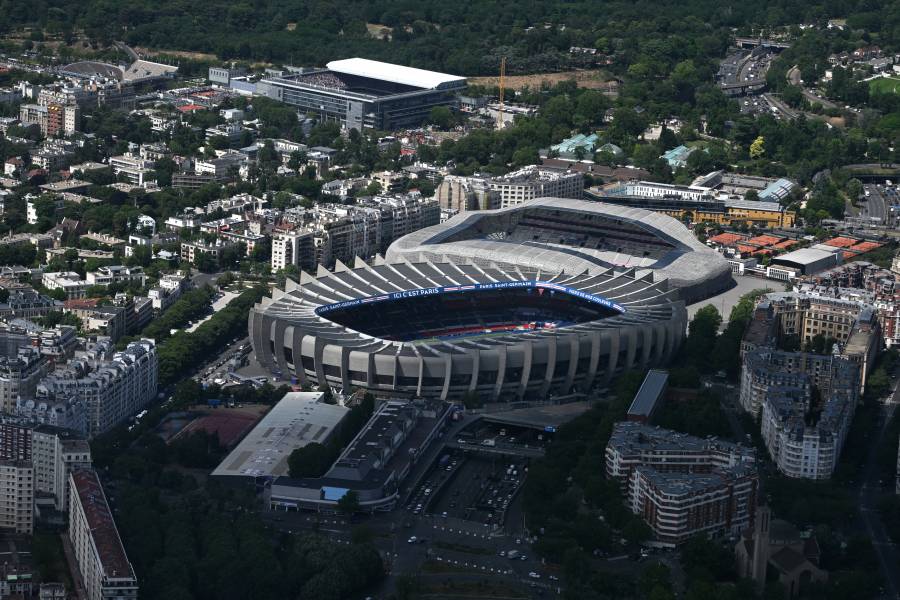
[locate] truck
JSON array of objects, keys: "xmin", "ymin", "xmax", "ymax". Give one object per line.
[
  {"xmin": 482, "ymin": 438, "xmax": 496, "ymax": 447},
  {"xmin": 507, "ymin": 550, "xmax": 520, "ymax": 560}
]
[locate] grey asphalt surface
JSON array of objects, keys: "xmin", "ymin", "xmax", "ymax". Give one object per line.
[
  {"xmin": 859, "ymin": 390, "xmax": 900, "ymax": 600},
  {"xmin": 686, "ymin": 276, "xmax": 779, "ymax": 322}
]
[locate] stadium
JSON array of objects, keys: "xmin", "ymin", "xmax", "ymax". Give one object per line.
[
  {"xmin": 248, "ymin": 201, "xmax": 727, "ymax": 402},
  {"xmin": 387, "ymin": 198, "xmax": 733, "ymax": 303},
  {"xmin": 257, "ymin": 58, "xmax": 466, "ymax": 130}
]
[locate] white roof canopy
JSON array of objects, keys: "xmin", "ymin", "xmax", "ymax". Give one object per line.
[{"xmin": 326, "ymin": 58, "xmax": 466, "ymax": 90}]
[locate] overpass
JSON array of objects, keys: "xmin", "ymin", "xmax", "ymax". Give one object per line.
[
  {"xmin": 721, "ymin": 79, "xmax": 767, "ymax": 96},
  {"xmin": 445, "ymin": 440, "xmax": 545, "ymax": 459},
  {"xmin": 842, "ymin": 163, "xmax": 900, "ymax": 183},
  {"xmin": 735, "ymin": 37, "xmax": 791, "ymax": 50}
]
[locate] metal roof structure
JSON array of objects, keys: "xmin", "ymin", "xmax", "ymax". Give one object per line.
[
  {"xmin": 252, "ymin": 259, "xmax": 680, "ymax": 357},
  {"xmin": 770, "ymin": 246, "xmax": 840, "ymax": 267},
  {"xmin": 386, "ymin": 198, "xmax": 732, "ymax": 304},
  {"xmin": 326, "ymin": 58, "xmax": 466, "ymax": 90},
  {"xmin": 627, "ymin": 369, "xmax": 669, "ymax": 420},
  {"xmin": 211, "ymin": 391, "xmax": 349, "ymax": 479}
]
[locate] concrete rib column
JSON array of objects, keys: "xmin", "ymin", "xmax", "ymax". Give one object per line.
[
  {"xmin": 539, "ymin": 336, "xmax": 557, "ymax": 398},
  {"xmin": 468, "ymin": 350, "xmax": 480, "ymax": 394},
  {"xmin": 518, "ymin": 342, "xmax": 533, "ymax": 401},
  {"xmin": 640, "ymin": 326, "xmax": 653, "ymax": 368},
  {"xmin": 440, "ymin": 353, "xmax": 453, "ymax": 401},
  {"xmin": 586, "ymin": 330, "xmax": 602, "ymax": 389},
  {"xmin": 492, "ymin": 347, "xmax": 507, "ymax": 402},
  {"xmin": 563, "ymin": 336, "xmax": 579, "ymax": 392},
  {"xmin": 292, "ymin": 330, "xmax": 307, "ymax": 385},
  {"xmin": 624, "ymin": 328, "xmax": 638, "ymax": 371},
  {"xmin": 605, "ymin": 329, "xmax": 621, "ymax": 385},
  {"xmin": 340, "ymin": 347, "xmax": 351, "ymax": 391}
]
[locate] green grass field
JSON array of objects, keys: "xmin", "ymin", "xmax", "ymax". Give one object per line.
[{"xmin": 870, "ymin": 76, "xmax": 900, "ymax": 94}]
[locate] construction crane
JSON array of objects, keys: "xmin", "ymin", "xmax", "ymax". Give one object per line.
[{"xmin": 497, "ymin": 56, "xmax": 506, "ymax": 128}]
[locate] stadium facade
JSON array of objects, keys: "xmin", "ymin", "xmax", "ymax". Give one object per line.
[
  {"xmin": 257, "ymin": 58, "xmax": 466, "ymax": 130},
  {"xmin": 249, "ymin": 200, "xmax": 729, "ymax": 401}
]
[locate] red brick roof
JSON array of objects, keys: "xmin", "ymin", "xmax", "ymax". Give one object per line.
[
  {"xmin": 64, "ymin": 299, "xmax": 100, "ymax": 310},
  {"xmin": 71, "ymin": 470, "xmax": 135, "ymax": 581}
]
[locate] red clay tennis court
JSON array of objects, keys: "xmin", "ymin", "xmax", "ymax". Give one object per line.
[{"xmin": 173, "ymin": 411, "xmax": 262, "ymax": 448}]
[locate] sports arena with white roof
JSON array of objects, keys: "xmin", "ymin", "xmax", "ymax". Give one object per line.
[
  {"xmin": 257, "ymin": 57, "xmax": 466, "ymax": 130},
  {"xmin": 249, "ymin": 201, "xmax": 729, "ymax": 402}
]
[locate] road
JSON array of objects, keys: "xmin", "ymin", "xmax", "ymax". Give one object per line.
[
  {"xmin": 762, "ymin": 93, "xmax": 800, "ymax": 120},
  {"xmin": 787, "ymin": 66, "xmax": 839, "ymax": 109},
  {"xmin": 263, "ymin": 508, "xmax": 555, "ymax": 597},
  {"xmin": 859, "ymin": 184, "xmax": 891, "ymax": 225},
  {"xmin": 114, "ymin": 41, "xmax": 140, "ymax": 62},
  {"xmin": 187, "ymin": 289, "xmax": 238, "ymax": 332},
  {"xmin": 859, "ymin": 390, "xmax": 900, "ymax": 600}
]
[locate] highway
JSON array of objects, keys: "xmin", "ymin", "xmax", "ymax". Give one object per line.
[
  {"xmin": 859, "ymin": 184, "xmax": 890, "ymax": 225},
  {"xmin": 762, "ymin": 93, "xmax": 800, "ymax": 120}
]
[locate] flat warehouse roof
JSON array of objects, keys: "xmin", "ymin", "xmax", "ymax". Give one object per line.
[
  {"xmin": 326, "ymin": 58, "xmax": 466, "ymax": 89},
  {"xmin": 212, "ymin": 392, "xmax": 349, "ymax": 478},
  {"xmin": 628, "ymin": 369, "xmax": 668, "ymax": 418},
  {"xmin": 771, "ymin": 247, "xmax": 839, "ymax": 267}
]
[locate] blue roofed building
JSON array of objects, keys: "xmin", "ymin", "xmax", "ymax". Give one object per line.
[
  {"xmin": 758, "ymin": 178, "xmax": 797, "ymax": 203},
  {"xmin": 661, "ymin": 145, "xmax": 697, "ymax": 169},
  {"xmin": 549, "ymin": 133, "xmax": 599, "ymax": 160}
]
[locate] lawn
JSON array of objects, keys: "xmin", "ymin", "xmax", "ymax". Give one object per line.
[{"xmin": 869, "ymin": 76, "xmax": 900, "ymax": 95}]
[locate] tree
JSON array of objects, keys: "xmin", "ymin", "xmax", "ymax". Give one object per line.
[
  {"xmin": 338, "ymin": 490, "xmax": 360, "ymax": 515},
  {"xmin": 685, "ymin": 305, "xmax": 722, "ymax": 372},
  {"xmin": 428, "ymin": 106, "xmax": 454, "ymax": 129},
  {"xmin": 364, "ymin": 180, "xmax": 382, "ymax": 196},
  {"xmin": 287, "ymin": 442, "xmax": 336, "ymax": 478},
  {"xmin": 749, "ymin": 135, "xmax": 766, "ymax": 159}
]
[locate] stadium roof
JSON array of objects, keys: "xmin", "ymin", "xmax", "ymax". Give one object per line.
[
  {"xmin": 386, "ymin": 198, "xmax": 732, "ymax": 303},
  {"xmin": 122, "ymin": 59, "xmax": 178, "ymax": 82},
  {"xmin": 326, "ymin": 58, "xmax": 466, "ymax": 90}
]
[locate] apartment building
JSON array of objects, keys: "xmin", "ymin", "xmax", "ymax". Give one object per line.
[
  {"xmin": 0, "ymin": 348, "xmax": 45, "ymax": 413},
  {"xmin": 606, "ymin": 422, "xmax": 758, "ymax": 546},
  {"xmin": 744, "ymin": 350, "xmax": 860, "ymax": 480},
  {"xmin": 271, "ymin": 229, "xmax": 316, "ymax": 272},
  {"xmin": 0, "ymin": 460, "xmax": 33, "ymax": 534},
  {"xmin": 38, "ymin": 340, "xmax": 157, "ymax": 438},
  {"xmin": 489, "ymin": 166, "xmax": 583, "ymax": 208},
  {"xmin": 742, "ymin": 292, "xmax": 880, "ymax": 394},
  {"xmin": 180, "ymin": 239, "xmax": 238, "ymax": 265},
  {"xmin": 283, "ymin": 194, "xmax": 440, "ymax": 267},
  {"xmin": 435, "ymin": 175, "xmax": 499, "ymax": 212},
  {"xmin": 42, "ymin": 271, "xmax": 90, "ymax": 299},
  {"xmin": 19, "ymin": 103, "xmax": 79, "ymax": 137},
  {"xmin": 32, "ymin": 427, "xmax": 91, "ymax": 512},
  {"xmin": 109, "ymin": 152, "xmax": 156, "ymax": 187},
  {"xmin": 194, "ymin": 151, "xmax": 247, "ymax": 179},
  {"xmin": 68, "ymin": 469, "xmax": 138, "ymax": 600},
  {"xmin": 85, "ymin": 265, "xmax": 146, "ymax": 288}
]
